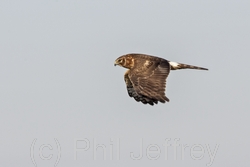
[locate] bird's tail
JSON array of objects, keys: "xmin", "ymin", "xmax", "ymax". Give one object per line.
[{"xmin": 169, "ymin": 61, "xmax": 208, "ymax": 70}]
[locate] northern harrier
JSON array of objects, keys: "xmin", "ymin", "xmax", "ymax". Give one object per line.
[{"xmin": 114, "ymin": 53, "xmax": 208, "ymax": 105}]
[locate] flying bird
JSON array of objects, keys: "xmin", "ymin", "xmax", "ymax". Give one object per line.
[{"xmin": 114, "ymin": 53, "xmax": 208, "ymax": 105}]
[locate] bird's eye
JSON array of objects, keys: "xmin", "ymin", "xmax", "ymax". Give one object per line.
[{"xmin": 119, "ymin": 59, "xmax": 123, "ymax": 63}]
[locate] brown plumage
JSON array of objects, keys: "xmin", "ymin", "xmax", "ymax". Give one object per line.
[{"xmin": 114, "ymin": 53, "xmax": 208, "ymax": 105}]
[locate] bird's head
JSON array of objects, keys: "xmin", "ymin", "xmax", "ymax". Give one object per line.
[
  {"xmin": 114, "ymin": 56, "xmax": 125, "ymax": 67},
  {"xmin": 114, "ymin": 54, "xmax": 134, "ymax": 69}
]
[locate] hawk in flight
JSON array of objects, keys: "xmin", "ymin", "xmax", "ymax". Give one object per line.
[{"xmin": 114, "ymin": 53, "xmax": 208, "ymax": 105}]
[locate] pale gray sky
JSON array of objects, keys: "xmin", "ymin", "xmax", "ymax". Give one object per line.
[{"xmin": 0, "ymin": 0, "xmax": 250, "ymax": 167}]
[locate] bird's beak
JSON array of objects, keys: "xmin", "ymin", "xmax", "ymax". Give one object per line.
[{"xmin": 114, "ymin": 60, "xmax": 118, "ymax": 66}]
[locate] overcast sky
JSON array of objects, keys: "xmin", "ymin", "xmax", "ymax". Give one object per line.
[{"xmin": 0, "ymin": 0, "xmax": 250, "ymax": 167}]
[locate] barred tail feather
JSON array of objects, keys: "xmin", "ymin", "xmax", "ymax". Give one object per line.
[{"xmin": 169, "ymin": 61, "xmax": 208, "ymax": 70}]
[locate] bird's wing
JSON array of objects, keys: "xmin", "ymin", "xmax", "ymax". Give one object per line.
[
  {"xmin": 127, "ymin": 59, "xmax": 171, "ymax": 105},
  {"xmin": 124, "ymin": 70, "xmax": 157, "ymax": 105}
]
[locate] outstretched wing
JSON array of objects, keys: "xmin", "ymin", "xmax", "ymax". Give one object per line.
[
  {"xmin": 125, "ymin": 59, "xmax": 170, "ymax": 105},
  {"xmin": 124, "ymin": 71, "xmax": 157, "ymax": 105}
]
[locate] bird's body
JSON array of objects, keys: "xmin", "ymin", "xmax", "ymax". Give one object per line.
[{"xmin": 114, "ymin": 53, "xmax": 208, "ymax": 105}]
